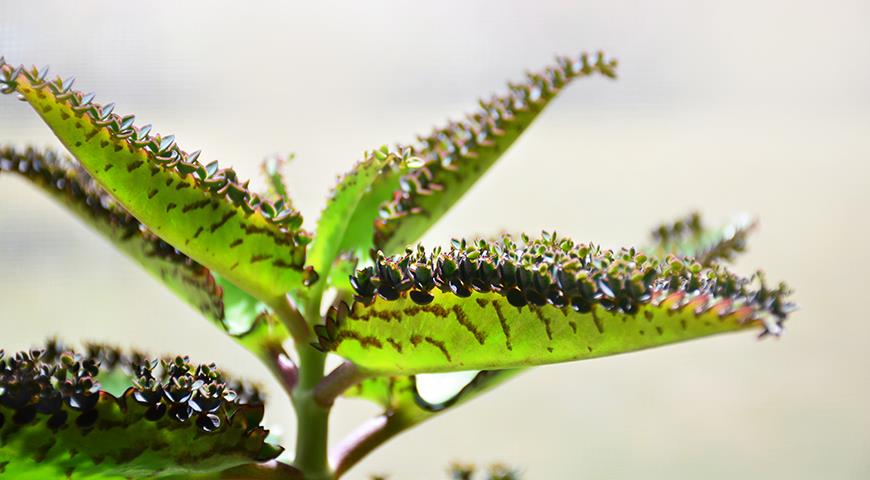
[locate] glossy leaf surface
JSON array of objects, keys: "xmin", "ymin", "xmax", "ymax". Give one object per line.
[
  {"xmin": 316, "ymin": 234, "xmax": 791, "ymax": 375},
  {"xmin": 0, "ymin": 146, "xmax": 290, "ymax": 358},
  {"xmin": 0, "ymin": 346, "xmax": 281, "ymax": 479},
  {"xmin": 0, "ymin": 63, "xmax": 311, "ymax": 305},
  {"xmin": 373, "ymin": 52, "xmax": 618, "ymax": 254}
]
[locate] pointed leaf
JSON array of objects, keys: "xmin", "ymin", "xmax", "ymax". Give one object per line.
[
  {"xmin": 0, "ymin": 146, "xmax": 290, "ymax": 357},
  {"xmin": 308, "ymin": 148, "xmax": 407, "ymax": 288},
  {"xmin": 650, "ymin": 212, "xmax": 757, "ymax": 265},
  {"xmin": 0, "ymin": 345, "xmax": 281, "ymax": 479},
  {"xmin": 315, "ymin": 234, "xmax": 792, "ymax": 375},
  {"xmin": 373, "ymin": 52, "xmax": 618, "ymax": 254},
  {"xmin": 0, "ymin": 64, "xmax": 311, "ymax": 306}
]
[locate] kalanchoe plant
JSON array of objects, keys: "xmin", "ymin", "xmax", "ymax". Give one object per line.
[{"xmin": 0, "ymin": 51, "xmax": 793, "ymax": 479}]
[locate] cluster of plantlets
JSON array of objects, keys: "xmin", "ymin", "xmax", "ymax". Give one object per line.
[{"xmin": 0, "ymin": 50, "xmax": 792, "ymax": 479}]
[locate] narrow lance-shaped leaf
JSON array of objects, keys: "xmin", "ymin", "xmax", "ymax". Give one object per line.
[
  {"xmin": 306, "ymin": 148, "xmax": 408, "ymax": 290},
  {"xmin": 0, "ymin": 62, "xmax": 313, "ymax": 306},
  {"xmin": 373, "ymin": 52, "xmax": 618, "ymax": 255},
  {"xmin": 315, "ymin": 233, "xmax": 792, "ymax": 375},
  {"xmin": 649, "ymin": 211, "xmax": 757, "ymax": 266},
  {"xmin": 0, "ymin": 344, "xmax": 284, "ymax": 479},
  {"xmin": 0, "ymin": 146, "xmax": 290, "ymax": 360}
]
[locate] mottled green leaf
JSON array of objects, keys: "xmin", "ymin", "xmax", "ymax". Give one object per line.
[
  {"xmin": 0, "ymin": 63, "xmax": 311, "ymax": 306},
  {"xmin": 0, "ymin": 346, "xmax": 281, "ymax": 479},
  {"xmin": 649, "ymin": 212, "xmax": 757, "ymax": 266},
  {"xmin": 0, "ymin": 146, "xmax": 290, "ymax": 359},
  {"xmin": 307, "ymin": 148, "xmax": 407, "ymax": 289},
  {"xmin": 316, "ymin": 234, "xmax": 791, "ymax": 375},
  {"xmin": 373, "ymin": 52, "xmax": 618, "ymax": 254}
]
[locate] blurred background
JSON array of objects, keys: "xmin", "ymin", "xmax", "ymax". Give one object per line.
[{"xmin": 1, "ymin": 1, "xmax": 868, "ymax": 478}]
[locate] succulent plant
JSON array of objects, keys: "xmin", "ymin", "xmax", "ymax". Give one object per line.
[{"xmin": 0, "ymin": 51, "xmax": 792, "ymax": 479}]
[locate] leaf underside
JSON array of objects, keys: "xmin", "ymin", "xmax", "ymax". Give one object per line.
[
  {"xmin": 372, "ymin": 52, "xmax": 618, "ymax": 255},
  {"xmin": 0, "ymin": 146, "xmax": 290, "ymax": 357},
  {"xmin": 0, "ymin": 344, "xmax": 280, "ymax": 479},
  {"xmin": 317, "ymin": 233, "xmax": 791, "ymax": 375},
  {"xmin": 0, "ymin": 62, "xmax": 312, "ymax": 304}
]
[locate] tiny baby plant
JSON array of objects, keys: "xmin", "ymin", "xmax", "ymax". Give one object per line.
[{"xmin": 0, "ymin": 52, "xmax": 793, "ymax": 479}]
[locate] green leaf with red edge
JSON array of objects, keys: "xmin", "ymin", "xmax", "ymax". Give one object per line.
[
  {"xmin": 0, "ymin": 345, "xmax": 283, "ymax": 479},
  {"xmin": 373, "ymin": 52, "xmax": 618, "ymax": 255},
  {"xmin": 0, "ymin": 62, "xmax": 312, "ymax": 307},
  {"xmin": 315, "ymin": 233, "xmax": 792, "ymax": 375},
  {"xmin": 0, "ymin": 146, "xmax": 290, "ymax": 360}
]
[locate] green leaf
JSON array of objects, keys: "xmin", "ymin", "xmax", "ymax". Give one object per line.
[
  {"xmin": 0, "ymin": 63, "xmax": 312, "ymax": 306},
  {"xmin": 0, "ymin": 345, "xmax": 281, "ymax": 479},
  {"xmin": 307, "ymin": 148, "xmax": 406, "ymax": 289},
  {"xmin": 335, "ymin": 370, "xmax": 521, "ymax": 477},
  {"xmin": 0, "ymin": 146, "xmax": 290, "ymax": 359},
  {"xmin": 315, "ymin": 233, "xmax": 792, "ymax": 375},
  {"xmin": 649, "ymin": 212, "xmax": 757, "ymax": 265},
  {"xmin": 373, "ymin": 52, "xmax": 618, "ymax": 254}
]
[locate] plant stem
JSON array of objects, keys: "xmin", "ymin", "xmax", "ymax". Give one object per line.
[
  {"xmin": 313, "ymin": 362, "xmax": 367, "ymax": 407},
  {"xmin": 292, "ymin": 344, "xmax": 330, "ymax": 479},
  {"xmin": 287, "ymin": 293, "xmax": 332, "ymax": 480}
]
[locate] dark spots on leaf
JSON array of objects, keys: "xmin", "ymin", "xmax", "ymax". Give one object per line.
[
  {"xmin": 147, "ymin": 189, "xmax": 158, "ymax": 199},
  {"xmin": 85, "ymin": 129, "xmax": 99, "ymax": 142},
  {"xmin": 75, "ymin": 122, "xmax": 83, "ymax": 129},
  {"xmin": 656, "ymin": 326, "xmax": 664, "ymax": 335},
  {"xmin": 193, "ymin": 226, "xmax": 204, "ymax": 238},
  {"xmin": 272, "ymin": 259, "xmax": 299, "ymax": 270},
  {"xmin": 424, "ymin": 337, "xmax": 452, "ymax": 361},
  {"xmin": 182, "ymin": 199, "xmax": 211, "ymax": 213},
  {"xmin": 176, "ymin": 182, "xmax": 191, "ymax": 190},
  {"xmin": 75, "ymin": 141, "xmax": 82, "ymax": 147},
  {"xmin": 100, "ymin": 140, "xmax": 109, "ymax": 148},
  {"xmin": 452, "ymin": 305, "xmax": 486, "ymax": 345},
  {"xmin": 209, "ymin": 211, "xmax": 235, "ymax": 233},
  {"xmin": 127, "ymin": 160, "xmax": 143, "ymax": 172},
  {"xmin": 568, "ymin": 320, "xmax": 577, "ymax": 334},
  {"xmin": 103, "ymin": 164, "xmax": 113, "ymax": 171},
  {"xmin": 114, "ymin": 145, "xmax": 123, "ymax": 152},
  {"xmin": 229, "ymin": 239, "xmax": 244, "ymax": 248},
  {"xmin": 644, "ymin": 310, "xmax": 654, "ymax": 321},
  {"xmin": 150, "ymin": 166, "xmax": 160, "ymax": 176},
  {"xmin": 60, "ymin": 112, "xmax": 70, "ymax": 120},
  {"xmin": 250, "ymin": 253, "xmax": 272, "ymax": 264},
  {"xmin": 386, "ymin": 338, "xmax": 403, "ymax": 352},
  {"xmin": 591, "ymin": 308, "xmax": 604, "ymax": 334},
  {"xmin": 165, "ymin": 178, "xmax": 173, "ymax": 187},
  {"xmin": 680, "ymin": 319, "xmax": 687, "ymax": 330},
  {"xmin": 166, "ymin": 203, "xmax": 177, "ymax": 212},
  {"xmin": 492, "ymin": 301, "xmax": 512, "ymax": 350},
  {"xmin": 475, "ymin": 298, "xmax": 489, "ymax": 308},
  {"xmin": 638, "ymin": 329, "xmax": 645, "ymax": 336},
  {"xmin": 587, "ymin": 345, "xmax": 593, "ymax": 353},
  {"xmin": 337, "ymin": 331, "xmax": 383, "ymax": 349},
  {"xmin": 42, "ymin": 104, "xmax": 52, "ymax": 113},
  {"xmin": 410, "ymin": 335, "xmax": 423, "ymax": 346},
  {"xmin": 230, "ymin": 261, "xmax": 239, "ymax": 270},
  {"xmin": 547, "ymin": 347, "xmax": 554, "ymax": 353},
  {"xmin": 533, "ymin": 307, "xmax": 553, "ymax": 340}
]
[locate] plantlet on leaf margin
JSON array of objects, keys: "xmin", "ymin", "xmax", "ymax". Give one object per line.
[{"xmin": 0, "ymin": 50, "xmax": 793, "ymax": 479}]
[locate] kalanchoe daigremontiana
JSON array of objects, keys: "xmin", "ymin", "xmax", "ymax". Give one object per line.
[
  {"xmin": 0, "ymin": 343, "xmax": 281, "ymax": 479},
  {"xmin": 0, "ymin": 50, "xmax": 793, "ymax": 479}
]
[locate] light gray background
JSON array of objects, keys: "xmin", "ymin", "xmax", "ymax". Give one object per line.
[{"xmin": 1, "ymin": 1, "xmax": 868, "ymax": 479}]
